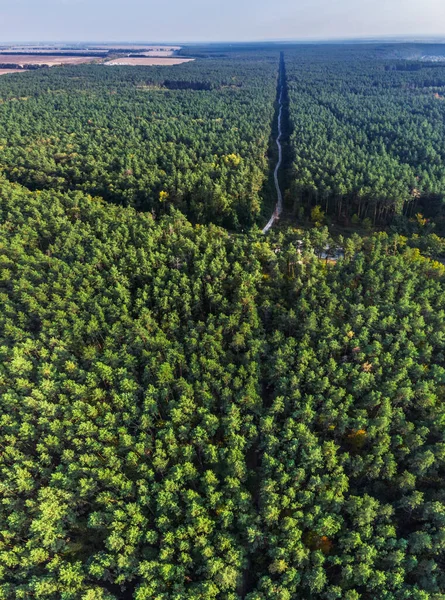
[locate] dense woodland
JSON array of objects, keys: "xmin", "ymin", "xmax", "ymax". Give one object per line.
[
  {"xmin": 3, "ymin": 44, "xmax": 445, "ymax": 599},
  {"xmin": 2, "ymin": 178, "xmax": 445, "ymax": 599},
  {"xmin": 285, "ymin": 45, "xmax": 445, "ymax": 227},
  {"xmin": 0, "ymin": 55, "xmax": 277, "ymax": 229}
]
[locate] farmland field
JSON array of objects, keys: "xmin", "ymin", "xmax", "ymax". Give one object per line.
[
  {"xmin": 138, "ymin": 49, "xmax": 181, "ymax": 57},
  {"xmin": 0, "ymin": 68, "xmax": 24, "ymax": 75},
  {"xmin": 105, "ymin": 57, "xmax": 194, "ymax": 66},
  {"xmin": 91, "ymin": 44, "xmax": 181, "ymax": 51},
  {"xmin": 0, "ymin": 54, "xmax": 98, "ymax": 66}
]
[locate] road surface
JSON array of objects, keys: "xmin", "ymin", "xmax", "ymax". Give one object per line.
[{"xmin": 262, "ymin": 81, "xmax": 284, "ymax": 234}]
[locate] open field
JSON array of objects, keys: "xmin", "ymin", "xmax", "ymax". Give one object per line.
[
  {"xmin": 0, "ymin": 55, "xmax": 98, "ymax": 67},
  {"xmin": 0, "ymin": 49, "xmax": 106, "ymax": 56},
  {"xmin": 92, "ymin": 45, "xmax": 181, "ymax": 51},
  {"xmin": 0, "ymin": 44, "xmax": 183, "ymax": 63},
  {"xmin": 138, "ymin": 50, "xmax": 177, "ymax": 57},
  {"xmin": 105, "ymin": 57, "xmax": 194, "ymax": 66},
  {"xmin": 0, "ymin": 69, "xmax": 24, "ymax": 75}
]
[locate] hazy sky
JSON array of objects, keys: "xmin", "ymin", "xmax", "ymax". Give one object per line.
[{"xmin": 1, "ymin": 0, "xmax": 445, "ymax": 42}]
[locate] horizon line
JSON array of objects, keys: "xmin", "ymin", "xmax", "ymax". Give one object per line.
[{"xmin": 1, "ymin": 34, "xmax": 445, "ymax": 46}]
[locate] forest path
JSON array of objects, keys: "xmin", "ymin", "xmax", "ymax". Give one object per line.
[{"xmin": 262, "ymin": 65, "xmax": 284, "ymax": 234}]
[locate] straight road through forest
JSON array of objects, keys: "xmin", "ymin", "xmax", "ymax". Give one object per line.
[{"xmin": 262, "ymin": 64, "xmax": 284, "ymax": 234}]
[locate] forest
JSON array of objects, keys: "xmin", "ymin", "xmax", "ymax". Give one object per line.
[
  {"xmin": 3, "ymin": 45, "xmax": 445, "ymax": 232},
  {"xmin": 2, "ymin": 44, "xmax": 445, "ymax": 599},
  {"xmin": 0, "ymin": 54, "xmax": 278, "ymax": 230},
  {"xmin": 285, "ymin": 45, "xmax": 445, "ymax": 228},
  {"xmin": 286, "ymin": 47, "xmax": 445, "ymax": 226}
]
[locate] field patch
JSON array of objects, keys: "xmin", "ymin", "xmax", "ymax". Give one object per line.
[
  {"xmin": 105, "ymin": 57, "xmax": 195, "ymax": 66},
  {"xmin": 92, "ymin": 45, "xmax": 181, "ymax": 51},
  {"xmin": 0, "ymin": 69, "xmax": 24, "ymax": 75},
  {"xmin": 0, "ymin": 55, "xmax": 98, "ymax": 67}
]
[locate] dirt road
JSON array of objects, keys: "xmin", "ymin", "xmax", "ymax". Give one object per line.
[{"xmin": 262, "ymin": 78, "xmax": 284, "ymax": 234}]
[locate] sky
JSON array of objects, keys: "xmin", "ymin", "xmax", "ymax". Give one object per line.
[{"xmin": 1, "ymin": 0, "xmax": 445, "ymax": 43}]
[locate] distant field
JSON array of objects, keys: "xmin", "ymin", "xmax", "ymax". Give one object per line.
[
  {"xmin": 0, "ymin": 69, "xmax": 23, "ymax": 76},
  {"xmin": 94, "ymin": 45, "xmax": 181, "ymax": 51},
  {"xmin": 138, "ymin": 51, "xmax": 177, "ymax": 57},
  {"xmin": 105, "ymin": 57, "xmax": 194, "ymax": 66},
  {"xmin": 0, "ymin": 50, "xmax": 105, "ymax": 56},
  {"xmin": 0, "ymin": 55, "xmax": 98, "ymax": 67}
]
